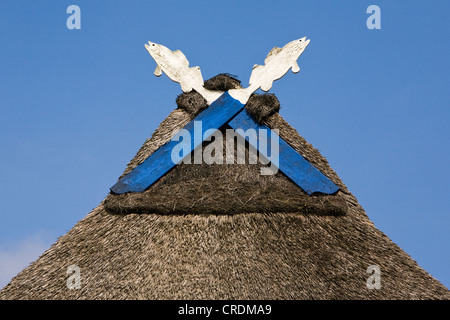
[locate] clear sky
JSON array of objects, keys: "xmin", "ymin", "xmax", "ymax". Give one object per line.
[{"xmin": 0, "ymin": 1, "xmax": 449, "ymax": 290}]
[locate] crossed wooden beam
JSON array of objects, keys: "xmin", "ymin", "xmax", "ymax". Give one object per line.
[{"xmin": 110, "ymin": 39, "xmax": 339, "ymax": 196}]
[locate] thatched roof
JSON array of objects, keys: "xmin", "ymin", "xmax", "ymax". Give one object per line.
[{"xmin": 1, "ymin": 75, "xmax": 448, "ymax": 300}]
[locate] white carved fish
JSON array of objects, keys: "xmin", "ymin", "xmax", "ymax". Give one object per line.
[
  {"xmin": 250, "ymin": 37, "xmax": 310, "ymax": 92},
  {"xmin": 144, "ymin": 41, "xmax": 221, "ymax": 104},
  {"xmin": 228, "ymin": 37, "xmax": 310, "ymax": 104},
  {"xmin": 145, "ymin": 38, "xmax": 310, "ymax": 105}
]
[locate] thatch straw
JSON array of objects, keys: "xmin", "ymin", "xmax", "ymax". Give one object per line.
[
  {"xmin": 203, "ymin": 73, "xmax": 241, "ymax": 91},
  {"xmin": 176, "ymin": 91, "xmax": 207, "ymax": 116},
  {"xmin": 1, "ymin": 74, "xmax": 448, "ymax": 300},
  {"xmin": 245, "ymin": 93, "xmax": 281, "ymax": 123},
  {"xmin": 1, "ymin": 206, "xmax": 448, "ymax": 299}
]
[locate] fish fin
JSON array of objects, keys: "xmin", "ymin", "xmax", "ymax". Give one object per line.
[
  {"xmin": 180, "ymin": 81, "xmax": 192, "ymax": 93},
  {"xmin": 154, "ymin": 65, "xmax": 162, "ymax": 77},
  {"xmin": 260, "ymin": 80, "xmax": 273, "ymax": 92},
  {"xmin": 292, "ymin": 61, "xmax": 300, "ymax": 73},
  {"xmin": 264, "ymin": 47, "xmax": 282, "ymax": 64},
  {"xmin": 173, "ymin": 50, "xmax": 189, "ymax": 67}
]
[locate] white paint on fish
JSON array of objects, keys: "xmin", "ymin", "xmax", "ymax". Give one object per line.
[
  {"xmin": 229, "ymin": 37, "xmax": 310, "ymax": 104},
  {"xmin": 145, "ymin": 41, "xmax": 221, "ymax": 104},
  {"xmin": 145, "ymin": 38, "xmax": 310, "ymax": 105},
  {"xmin": 250, "ymin": 37, "xmax": 310, "ymax": 92}
]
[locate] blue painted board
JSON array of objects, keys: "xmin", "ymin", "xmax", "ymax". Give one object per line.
[
  {"xmin": 110, "ymin": 92, "xmax": 244, "ymax": 194},
  {"xmin": 228, "ymin": 109, "xmax": 339, "ymax": 195}
]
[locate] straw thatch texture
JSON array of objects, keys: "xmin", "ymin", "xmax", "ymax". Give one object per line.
[
  {"xmin": 245, "ymin": 93, "xmax": 281, "ymax": 123},
  {"xmin": 176, "ymin": 91, "xmax": 208, "ymax": 116},
  {"xmin": 1, "ymin": 206, "xmax": 448, "ymax": 299},
  {"xmin": 1, "ymin": 75, "xmax": 448, "ymax": 300},
  {"xmin": 203, "ymin": 73, "xmax": 241, "ymax": 91}
]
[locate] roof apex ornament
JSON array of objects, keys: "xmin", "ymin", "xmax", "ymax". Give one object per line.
[{"xmin": 145, "ymin": 38, "xmax": 310, "ymax": 104}]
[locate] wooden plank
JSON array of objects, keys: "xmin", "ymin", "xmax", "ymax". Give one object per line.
[
  {"xmin": 110, "ymin": 92, "xmax": 244, "ymax": 194},
  {"xmin": 228, "ymin": 109, "xmax": 339, "ymax": 195}
]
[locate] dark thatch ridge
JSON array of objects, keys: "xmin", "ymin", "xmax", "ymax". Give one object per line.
[
  {"xmin": 1, "ymin": 74, "xmax": 448, "ymax": 300},
  {"xmin": 177, "ymin": 73, "xmax": 279, "ymax": 121},
  {"xmin": 203, "ymin": 73, "xmax": 241, "ymax": 91},
  {"xmin": 176, "ymin": 90, "xmax": 207, "ymax": 116},
  {"xmin": 245, "ymin": 93, "xmax": 281, "ymax": 123},
  {"xmin": 176, "ymin": 73, "xmax": 242, "ymax": 117}
]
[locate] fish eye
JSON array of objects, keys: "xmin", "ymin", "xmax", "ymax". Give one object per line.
[{"xmin": 152, "ymin": 43, "xmax": 155, "ymax": 46}]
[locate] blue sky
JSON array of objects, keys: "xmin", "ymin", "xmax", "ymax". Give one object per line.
[{"xmin": 0, "ymin": 1, "xmax": 449, "ymax": 290}]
